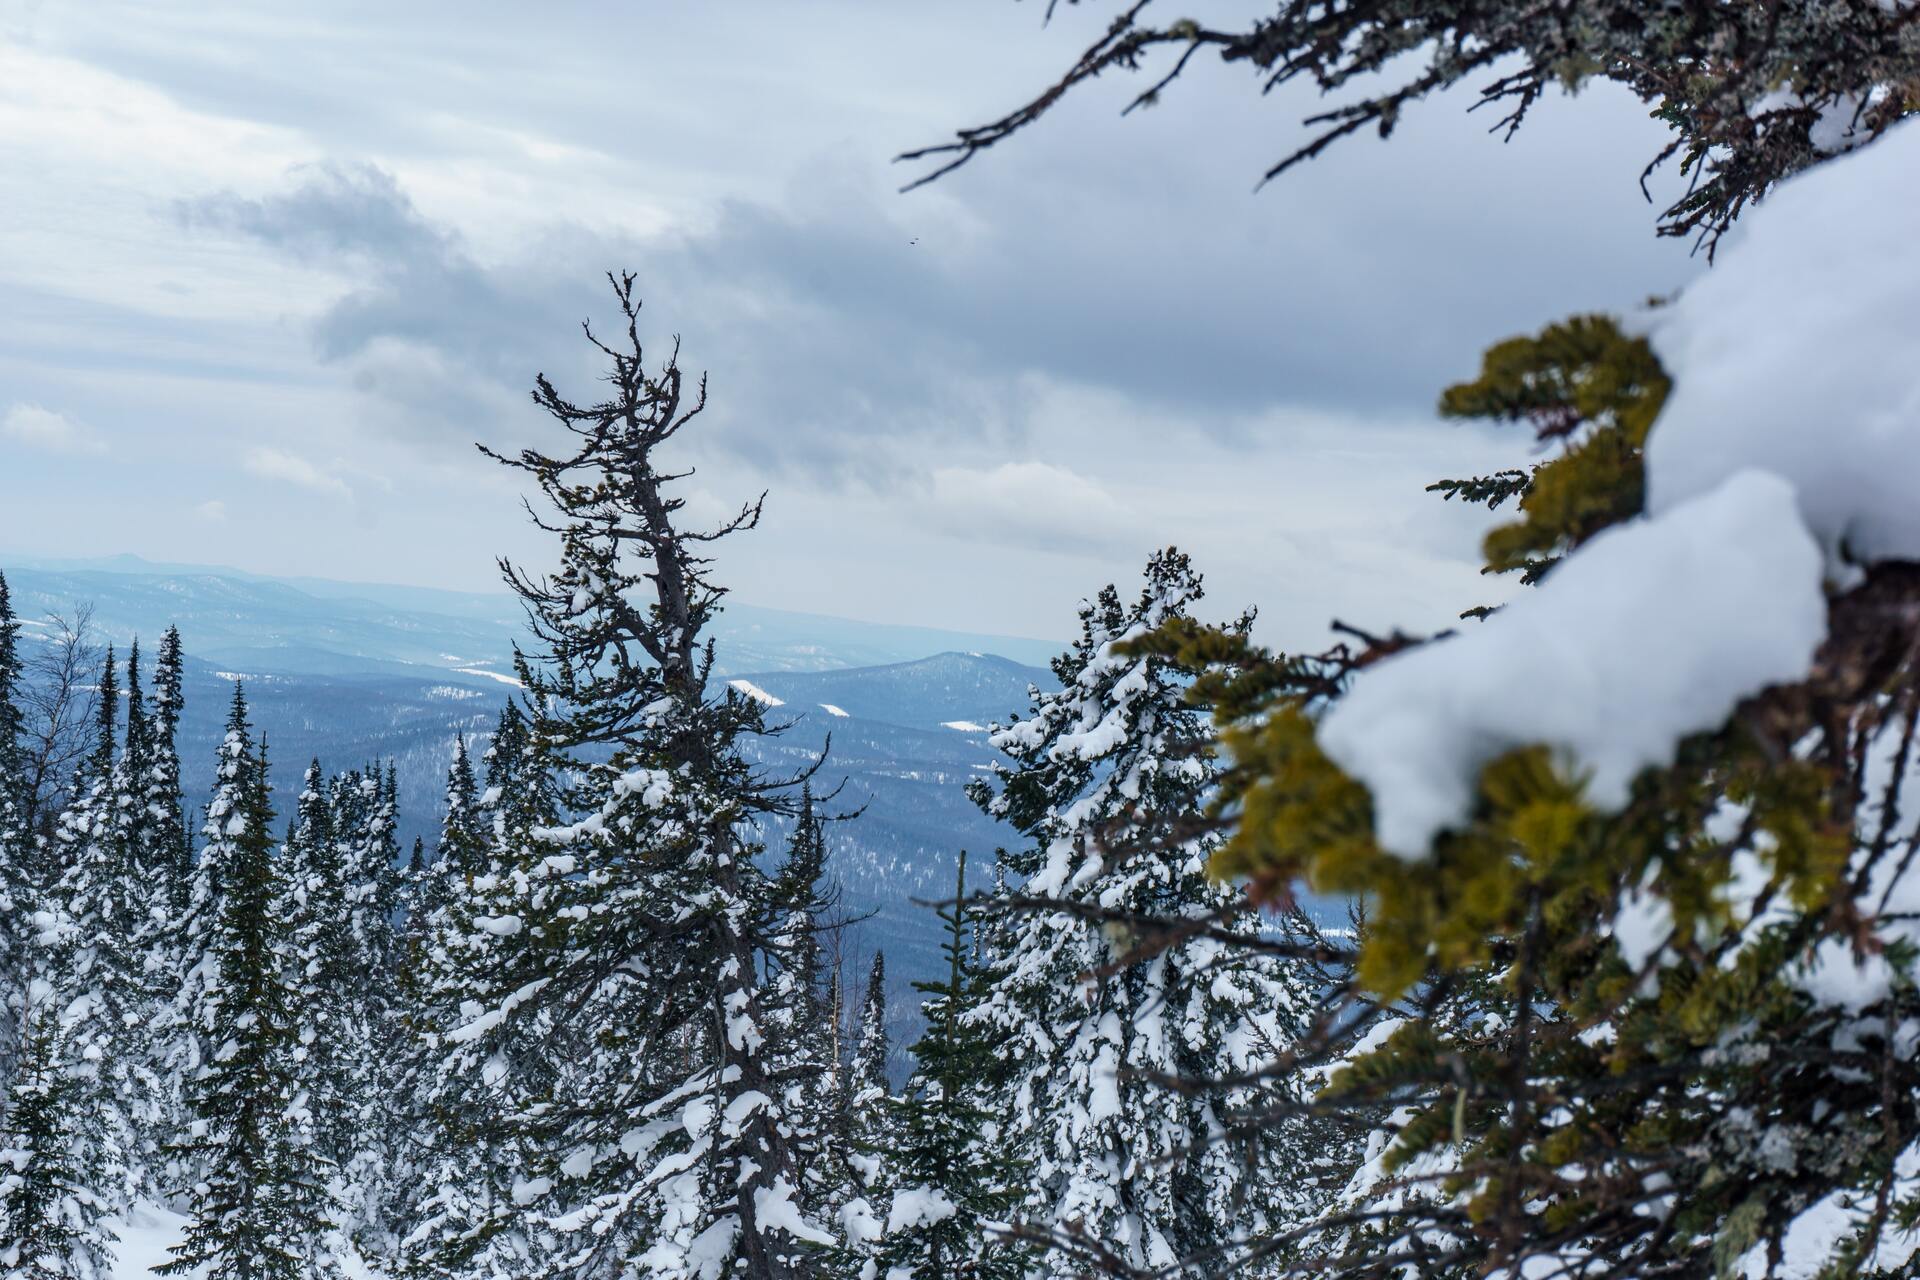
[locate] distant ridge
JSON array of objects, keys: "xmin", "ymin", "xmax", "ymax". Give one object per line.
[
  {"xmin": 0, "ymin": 553, "xmax": 1064, "ymax": 676},
  {"xmin": 0, "ymin": 553, "xmax": 1064, "ymax": 1007}
]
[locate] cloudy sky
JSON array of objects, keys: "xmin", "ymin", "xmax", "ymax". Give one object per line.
[{"xmin": 0, "ymin": 1, "xmax": 1704, "ymax": 646}]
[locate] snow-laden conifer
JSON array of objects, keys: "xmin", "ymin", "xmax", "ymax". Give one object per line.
[
  {"xmin": 42, "ymin": 645, "xmax": 161, "ymax": 1207},
  {"xmin": 280, "ymin": 765, "xmax": 364, "ymax": 1186},
  {"xmin": 762, "ymin": 789, "xmax": 847, "ymax": 1232},
  {"xmin": 869, "ymin": 852, "xmax": 1029, "ymax": 1280},
  {"xmin": 414, "ymin": 736, "xmax": 483, "ymax": 932},
  {"xmin": 162, "ymin": 687, "xmax": 337, "ymax": 1280},
  {"xmin": 415, "ymin": 274, "xmax": 835, "ymax": 1280},
  {"xmin": 845, "ymin": 954, "xmax": 888, "ymax": 1145},
  {"xmin": 966, "ymin": 549, "xmax": 1329, "ymax": 1275},
  {"xmin": 0, "ymin": 573, "xmax": 31, "ymax": 1080},
  {"xmin": 402, "ymin": 705, "xmax": 569, "ymax": 1279},
  {"xmin": 0, "ymin": 978, "xmax": 117, "ymax": 1280},
  {"xmin": 144, "ymin": 628, "xmax": 191, "ymax": 912}
]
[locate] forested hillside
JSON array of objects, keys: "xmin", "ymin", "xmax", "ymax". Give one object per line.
[
  {"xmin": 6, "ymin": 2, "xmax": 1920, "ymax": 1278},
  {"xmin": 0, "ymin": 561, "xmax": 1065, "ymax": 1033}
]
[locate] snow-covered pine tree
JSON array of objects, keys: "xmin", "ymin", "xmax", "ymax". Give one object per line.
[
  {"xmin": 763, "ymin": 788, "xmax": 846, "ymax": 1229},
  {"xmin": 845, "ymin": 954, "xmax": 889, "ymax": 1143},
  {"xmin": 299, "ymin": 763, "xmax": 408, "ymax": 1247},
  {"xmin": 79, "ymin": 646, "xmax": 114, "ymax": 820},
  {"xmin": 420, "ymin": 273, "xmax": 835, "ymax": 1280},
  {"xmin": 965, "ymin": 549, "xmax": 1330, "ymax": 1275},
  {"xmin": 362, "ymin": 763, "xmax": 412, "ymax": 1238},
  {"xmin": 821, "ymin": 967, "xmax": 843, "ymax": 1111},
  {"xmin": 0, "ymin": 979, "xmax": 117, "ymax": 1280},
  {"xmin": 136, "ymin": 628, "xmax": 194, "ymax": 1153},
  {"xmin": 414, "ymin": 737, "xmax": 484, "ymax": 931},
  {"xmin": 41, "ymin": 642, "xmax": 163, "ymax": 1208},
  {"xmin": 383, "ymin": 741, "xmax": 487, "ymax": 1257},
  {"xmin": 475, "ymin": 702, "xmax": 525, "ymax": 836},
  {"xmin": 333, "ymin": 766, "xmax": 404, "ymax": 984},
  {"xmin": 870, "ymin": 851, "xmax": 1030, "ymax": 1280},
  {"xmin": 0, "ymin": 572, "xmax": 22, "ymax": 829},
  {"xmin": 162, "ymin": 687, "xmax": 336, "ymax": 1280},
  {"xmin": 144, "ymin": 627, "xmax": 191, "ymax": 913},
  {"xmin": 116, "ymin": 641, "xmax": 152, "ymax": 879},
  {"xmin": 372, "ymin": 763, "xmax": 405, "ymax": 932},
  {"xmin": 401, "ymin": 706, "xmax": 570, "ymax": 1279},
  {"xmin": 280, "ymin": 763, "xmax": 362, "ymax": 1172},
  {"xmin": 0, "ymin": 572, "xmax": 30, "ymax": 1080}
]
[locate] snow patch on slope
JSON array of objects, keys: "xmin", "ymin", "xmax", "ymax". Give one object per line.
[
  {"xmin": 456, "ymin": 666, "xmax": 521, "ymax": 687},
  {"xmin": 729, "ymin": 679, "xmax": 785, "ymax": 707}
]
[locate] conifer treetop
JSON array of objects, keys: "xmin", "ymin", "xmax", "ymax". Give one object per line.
[{"xmin": 482, "ymin": 271, "xmax": 766, "ymax": 751}]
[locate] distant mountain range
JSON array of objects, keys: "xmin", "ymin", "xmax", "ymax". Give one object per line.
[
  {"xmin": 1, "ymin": 554, "xmax": 1064, "ymax": 1046},
  {"xmin": 1, "ymin": 554, "xmax": 1062, "ymax": 676}
]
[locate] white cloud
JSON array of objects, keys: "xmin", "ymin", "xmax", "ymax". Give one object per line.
[
  {"xmin": 244, "ymin": 447, "xmax": 353, "ymax": 501},
  {"xmin": 2, "ymin": 403, "xmax": 107, "ymax": 455},
  {"xmin": 925, "ymin": 461, "xmax": 1128, "ymax": 555},
  {"xmin": 195, "ymin": 499, "xmax": 228, "ymax": 522}
]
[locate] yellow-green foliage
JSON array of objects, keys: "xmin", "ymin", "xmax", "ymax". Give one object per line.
[
  {"xmin": 1438, "ymin": 314, "xmax": 1670, "ymax": 580},
  {"xmin": 1125, "ymin": 311, "xmax": 1920, "ymax": 1272},
  {"xmin": 1200, "ymin": 672, "xmax": 1844, "ymax": 1007}
]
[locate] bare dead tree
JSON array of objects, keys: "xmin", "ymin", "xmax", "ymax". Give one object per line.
[{"xmin": 18, "ymin": 602, "xmax": 102, "ymax": 845}]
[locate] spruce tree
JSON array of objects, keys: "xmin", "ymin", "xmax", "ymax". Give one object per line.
[
  {"xmin": 140, "ymin": 627, "xmax": 194, "ymax": 1143},
  {"xmin": 416, "ymin": 737, "xmax": 483, "ymax": 929},
  {"xmin": 0, "ymin": 573, "xmax": 30, "ymax": 1079},
  {"xmin": 0, "ymin": 572, "xmax": 22, "ymax": 834},
  {"xmin": 43, "ymin": 642, "xmax": 162, "ymax": 1208},
  {"xmin": 402, "ymin": 707, "xmax": 568, "ymax": 1279},
  {"xmin": 145, "ymin": 627, "xmax": 191, "ymax": 912},
  {"xmin": 763, "ymin": 789, "xmax": 844, "ymax": 1225},
  {"xmin": 475, "ymin": 702, "xmax": 525, "ymax": 839},
  {"xmin": 118, "ymin": 641, "xmax": 152, "ymax": 877},
  {"xmin": 872, "ymin": 853, "xmax": 1029, "ymax": 1280},
  {"xmin": 0, "ymin": 983, "xmax": 117, "ymax": 1280},
  {"xmin": 291, "ymin": 763, "xmax": 406, "ymax": 1246},
  {"xmin": 280, "ymin": 763, "xmax": 359, "ymax": 1172},
  {"xmin": 415, "ymin": 274, "xmax": 834, "ymax": 1280},
  {"xmin": 966, "ymin": 549, "xmax": 1332, "ymax": 1275},
  {"xmin": 81, "ymin": 647, "xmax": 115, "ymax": 810},
  {"xmin": 357, "ymin": 763, "xmax": 408, "ymax": 1236},
  {"xmin": 41, "ymin": 644, "xmax": 117, "ymax": 907},
  {"xmin": 335, "ymin": 766, "xmax": 404, "ymax": 982},
  {"xmin": 846, "ymin": 954, "xmax": 889, "ymax": 1142},
  {"xmin": 163, "ymin": 687, "xmax": 335, "ymax": 1280}
]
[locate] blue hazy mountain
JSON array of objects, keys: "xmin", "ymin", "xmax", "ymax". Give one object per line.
[
  {"xmin": 2, "ymin": 555, "xmax": 1062, "ymax": 1029},
  {"xmin": 2, "ymin": 554, "xmax": 1062, "ymax": 676},
  {"xmin": 726, "ymin": 655, "xmax": 1053, "ymax": 979}
]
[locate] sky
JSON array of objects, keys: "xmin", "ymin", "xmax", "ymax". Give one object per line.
[{"xmin": 0, "ymin": 1, "xmax": 1705, "ymax": 647}]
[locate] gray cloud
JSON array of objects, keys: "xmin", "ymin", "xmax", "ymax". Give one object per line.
[
  {"xmin": 2, "ymin": 0, "xmax": 1717, "ymax": 634},
  {"xmin": 177, "ymin": 85, "xmax": 1699, "ymax": 488}
]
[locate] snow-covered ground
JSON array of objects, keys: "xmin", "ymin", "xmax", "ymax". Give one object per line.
[
  {"xmin": 107, "ymin": 1204, "xmax": 384, "ymax": 1280},
  {"xmin": 108, "ymin": 1204, "xmax": 197, "ymax": 1280}
]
